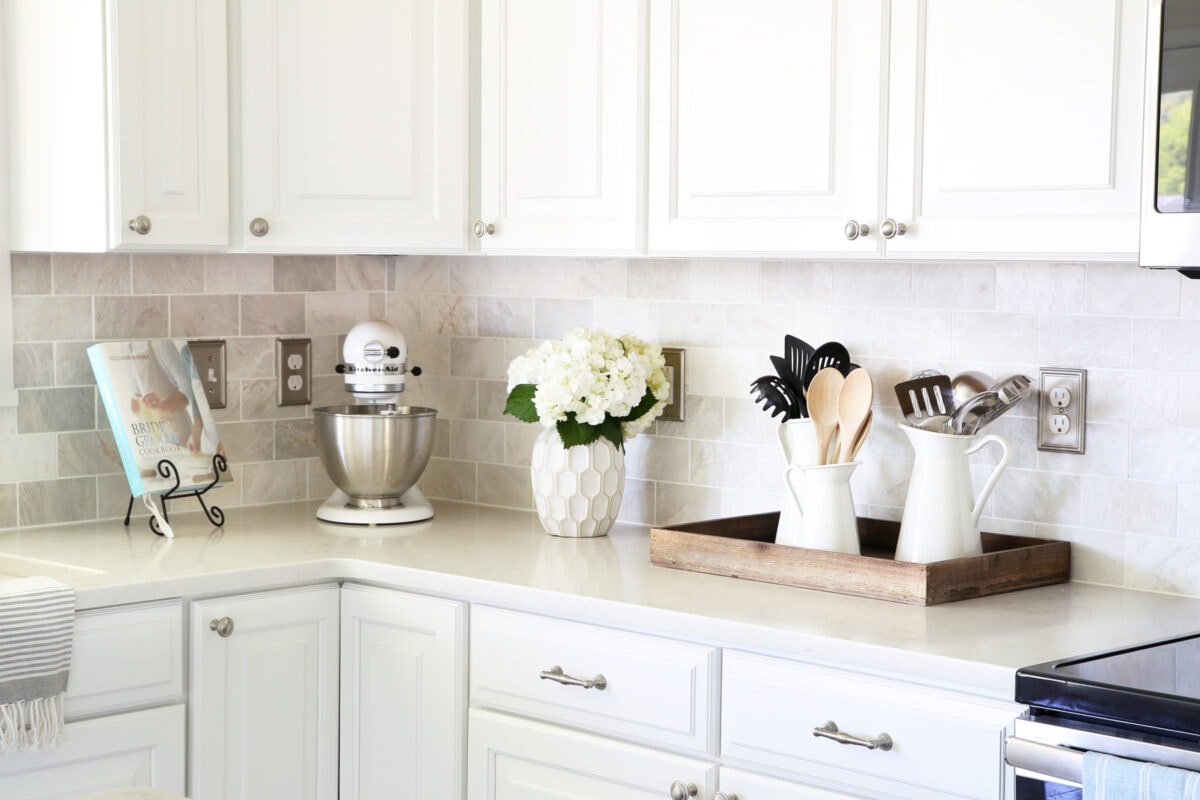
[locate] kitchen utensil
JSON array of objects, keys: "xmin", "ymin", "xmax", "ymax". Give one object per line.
[
  {"xmin": 770, "ymin": 354, "xmax": 807, "ymax": 417},
  {"xmin": 801, "ymin": 341, "xmax": 851, "ymax": 393},
  {"xmin": 945, "ymin": 390, "xmax": 1001, "ymax": 435},
  {"xmin": 951, "ymin": 371, "xmax": 993, "ymax": 407},
  {"xmin": 750, "ymin": 375, "xmax": 799, "ymax": 420},
  {"xmin": 313, "ymin": 319, "xmax": 435, "ymax": 525},
  {"xmin": 784, "ymin": 335, "xmax": 814, "ymax": 392},
  {"xmin": 835, "ymin": 368, "xmax": 873, "ymax": 464},
  {"xmin": 781, "ymin": 461, "xmax": 861, "ymax": 555},
  {"xmin": 893, "ymin": 424, "xmax": 1010, "ymax": 564},
  {"xmin": 847, "ymin": 409, "xmax": 873, "ymax": 461},
  {"xmin": 805, "ymin": 367, "xmax": 844, "ymax": 465},
  {"xmin": 894, "ymin": 373, "xmax": 955, "ymax": 426}
]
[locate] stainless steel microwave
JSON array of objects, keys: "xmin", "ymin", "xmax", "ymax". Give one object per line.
[{"xmin": 1142, "ymin": 0, "xmax": 1200, "ymax": 275}]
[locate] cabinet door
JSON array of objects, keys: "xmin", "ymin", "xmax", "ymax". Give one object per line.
[
  {"xmin": 479, "ymin": 0, "xmax": 645, "ymax": 253},
  {"xmin": 0, "ymin": 704, "xmax": 185, "ymax": 799},
  {"xmin": 189, "ymin": 584, "xmax": 340, "ymax": 800},
  {"xmin": 340, "ymin": 585, "xmax": 467, "ymax": 800},
  {"xmin": 468, "ymin": 709, "xmax": 716, "ymax": 800},
  {"xmin": 648, "ymin": 0, "xmax": 885, "ymax": 256},
  {"xmin": 885, "ymin": 0, "xmax": 1145, "ymax": 259},
  {"xmin": 109, "ymin": 0, "xmax": 229, "ymax": 249},
  {"xmin": 239, "ymin": 0, "xmax": 468, "ymax": 252},
  {"xmin": 718, "ymin": 766, "xmax": 860, "ymax": 800}
]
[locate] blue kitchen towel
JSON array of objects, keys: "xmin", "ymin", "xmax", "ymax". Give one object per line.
[
  {"xmin": 0, "ymin": 577, "xmax": 74, "ymax": 751},
  {"xmin": 1084, "ymin": 752, "xmax": 1200, "ymax": 799}
]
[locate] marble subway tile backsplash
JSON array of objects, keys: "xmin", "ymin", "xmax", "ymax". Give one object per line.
[{"xmin": 3, "ymin": 252, "xmax": 1200, "ymax": 597}]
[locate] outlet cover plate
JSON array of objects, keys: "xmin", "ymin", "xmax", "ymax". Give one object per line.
[
  {"xmin": 188, "ymin": 340, "xmax": 226, "ymax": 409},
  {"xmin": 277, "ymin": 338, "xmax": 312, "ymax": 406},
  {"xmin": 1038, "ymin": 367, "xmax": 1087, "ymax": 454},
  {"xmin": 659, "ymin": 347, "xmax": 686, "ymax": 422}
]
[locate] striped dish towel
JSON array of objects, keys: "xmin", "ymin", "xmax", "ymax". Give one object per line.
[
  {"xmin": 1084, "ymin": 752, "xmax": 1200, "ymax": 799},
  {"xmin": 0, "ymin": 577, "xmax": 74, "ymax": 751}
]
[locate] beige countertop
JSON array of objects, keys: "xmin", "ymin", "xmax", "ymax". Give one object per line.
[{"xmin": 1, "ymin": 499, "xmax": 1197, "ymax": 701}]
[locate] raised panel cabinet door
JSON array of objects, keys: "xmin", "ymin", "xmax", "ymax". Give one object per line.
[
  {"xmin": 110, "ymin": 0, "xmax": 229, "ymax": 249},
  {"xmin": 885, "ymin": 0, "xmax": 1145, "ymax": 259},
  {"xmin": 239, "ymin": 0, "xmax": 468, "ymax": 252},
  {"xmin": 648, "ymin": 0, "xmax": 886, "ymax": 256},
  {"xmin": 340, "ymin": 585, "xmax": 467, "ymax": 800},
  {"xmin": 718, "ymin": 766, "xmax": 861, "ymax": 800},
  {"xmin": 479, "ymin": 0, "xmax": 645, "ymax": 253},
  {"xmin": 0, "ymin": 704, "xmax": 186, "ymax": 799},
  {"xmin": 467, "ymin": 709, "xmax": 716, "ymax": 800},
  {"xmin": 189, "ymin": 584, "xmax": 340, "ymax": 800}
]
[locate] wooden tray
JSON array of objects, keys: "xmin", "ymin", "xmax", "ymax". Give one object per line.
[{"xmin": 649, "ymin": 512, "xmax": 1070, "ymax": 606}]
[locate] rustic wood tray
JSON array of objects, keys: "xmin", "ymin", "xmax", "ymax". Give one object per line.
[{"xmin": 649, "ymin": 512, "xmax": 1070, "ymax": 606}]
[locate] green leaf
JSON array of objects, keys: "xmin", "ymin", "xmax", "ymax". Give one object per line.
[
  {"xmin": 556, "ymin": 416, "xmax": 600, "ymax": 448},
  {"xmin": 503, "ymin": 384, "xmax": 540, "ymax": 423},
  {"xmin": 595, "ymin": 417, "xmax": 625, "ymax": 450}
]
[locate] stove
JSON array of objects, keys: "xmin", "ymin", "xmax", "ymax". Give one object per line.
[{"xmin": 1009, "ymin": 633, "xmax": 1200, "ymax": 796}]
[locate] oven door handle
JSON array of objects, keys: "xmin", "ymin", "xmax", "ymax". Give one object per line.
[{"xmin": 1006, "ymin": 736, "xmax": 1083, "ymax": 786}]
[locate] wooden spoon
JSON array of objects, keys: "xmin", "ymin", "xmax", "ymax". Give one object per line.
[
  {"xmin": 806, "ymin": 367, "xmax": 844, "ymax": 465},
  {"xmin": 836, "ymin": 368, "xmax": 874, "ymax": 463},
  {"xmin": 847, "ymin": 409, "xmax": 873, "ymax": 461}
]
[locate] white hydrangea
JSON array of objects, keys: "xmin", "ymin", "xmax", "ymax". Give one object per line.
[{"xmin": 507, "ymin": 327, "xmax": 671, "ymax": 444}]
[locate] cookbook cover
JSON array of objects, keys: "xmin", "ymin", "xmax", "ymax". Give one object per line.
[{"xmin": 87, "ymin": 340, "xmax": 229, "ymax": 498}]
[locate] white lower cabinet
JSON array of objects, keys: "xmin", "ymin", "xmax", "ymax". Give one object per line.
[
  {"xmin": 722, "ymin": 650, "xmax": 1021, "ymax": 800},
  {"xmin": 340, "ymin": 584, "xmax": 466, "ymax": 800},
  {"xmin": 469, "ymin": 708, "xmax": 716, "ymax": 799},
  {"xmin": 0, "ymin": 704, "xmax": 185, "ymax": 799},
  {"xmin": 189, "ymin": 583, "xmax": 341, "ymax": 800},
  {"xmin": 718, "ymin": 766, "xmax": 857, "ymax": 800}
]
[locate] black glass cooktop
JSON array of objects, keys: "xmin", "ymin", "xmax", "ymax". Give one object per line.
[{"xmin": 1016, "ymin": 632, "xmax": 1200, "ymax": 742}]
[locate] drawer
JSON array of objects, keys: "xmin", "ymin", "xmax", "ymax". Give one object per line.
[
  {"xmin": 470, "ymin": 605, "xmax": 718, "ymax": 753},
  {"xmin": 722, "ymin": 651, "xmax": 1019, "ymax": 800},
  {"xmin": 66, "ymin": 600, "xmax": 184, "ymax": 718}
]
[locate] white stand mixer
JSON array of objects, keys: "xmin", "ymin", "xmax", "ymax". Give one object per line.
[{"xmin": 314, "ymin": 320, "xmax": 436, "ymax": 525}]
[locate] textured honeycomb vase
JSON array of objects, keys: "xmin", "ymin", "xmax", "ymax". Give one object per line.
[{"xmin": 529, "ymin": 427, "xmax": 626, "ymax": 538}]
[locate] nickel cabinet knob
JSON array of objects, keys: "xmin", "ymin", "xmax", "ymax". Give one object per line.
[
  {"xmin": 472, "ymin": 220, "xmax": 496, "ymax": 238},
  {"xmin": 249, "ymin": 217, "xmax": 270, "ymax": 237},
  {"xmin": 844, "ymin": 220, "xmax": 869, "ymax": 240},
  {"xmin": 128, "ymin": 215, "xmax": 152, "ymax": 235},
  {"xmin": 712, "ymin": 794, "xmax": 739, "ymax": 800},
  {"xmin": 209, "ymin": 616, "xmax": 234, "ymax": 637},
  {"xmin": 669, "ymin": 781, "xmax": 697, "ymax": 799},
  {"xmin": 880, "ymin": 218, "xmax": 907, "ymax": 239}
]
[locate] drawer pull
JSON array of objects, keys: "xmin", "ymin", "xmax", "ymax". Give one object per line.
[
  {"xmin": 668, "ymin": 781, "xmax": 697, "ymax": 799},
  {"xmin": 812, "ymin": 720, "xmax": 893, "ymax": 751},
  {"xmin": 539, "ymin": 665, "xmax": 607, "ymax": 691},
  {"xmin": 713, "ymin": 794, "xmax": 739, "ymax": 800}
]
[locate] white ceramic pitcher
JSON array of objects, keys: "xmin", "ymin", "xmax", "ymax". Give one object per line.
[
  {"xmin": 781, "ymin": 461, "xmax": 860, "ymax": 555},
  {"xmin": 775, "ymin": 419, "xmax": 818, "ymax": 545},
  {"xmin": 894, "ymin": 423, "xmax": 1010, "ymax": 564}
]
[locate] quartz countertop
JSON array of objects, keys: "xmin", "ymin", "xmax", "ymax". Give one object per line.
[{"xmin": 2, "ymin": 499, "xmax": 1198, "ymax": 701}]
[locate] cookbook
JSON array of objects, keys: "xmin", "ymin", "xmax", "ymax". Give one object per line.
[{"xmin": 88, "ymin": 340, "xmax": 229, "ymax": 498}]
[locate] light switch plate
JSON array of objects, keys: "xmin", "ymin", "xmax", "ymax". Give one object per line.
[
  {"xmin": 188, "ymin": 340, "xmax": 226, "ymax": 409},
  {"xmin": 1037, "ymin": 367, "xmax": 1086, "ymax": 454},
  {"xmin": 277, "ymin": 338, "xmax": 312, "ymax": 406},
  {"xmin": 659, "ymin": 347, "xmax": 686, "ymax": 422}
]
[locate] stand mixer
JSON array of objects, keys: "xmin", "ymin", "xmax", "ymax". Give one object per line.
[{"xmin": 313, "ymin": 320, "xmax": 436, "ymax": 525}]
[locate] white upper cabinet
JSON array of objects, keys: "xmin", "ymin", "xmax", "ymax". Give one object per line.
[
  {"xmin": 5, "ymin": 0, "xmax": 228, "ymax": 252},
  {"xmin": 648, "ymin": 0, "xmax": 885, "ymax": 257},
  {"xmin": 884, "ymin": 0, "xmax": 1145, "ymax": 260},
  {"xmin": 238, "ymin": 0, "xmax": 469, "ymax": 253},
  {"xmin": 648, "ymin": 0, "xmax": 1145, "ymax": 259},
  {"xmin": 110, "ymin": 0, "xmax": 229, "ymax": 249},
  {"xmin": 478, "ymin": 0, "xmax": 645, "ymax": 253}
]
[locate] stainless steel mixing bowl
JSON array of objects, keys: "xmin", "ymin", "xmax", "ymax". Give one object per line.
[{"xmin": 314, "ymin": 405, "xmax": 437, "ymax": 508}]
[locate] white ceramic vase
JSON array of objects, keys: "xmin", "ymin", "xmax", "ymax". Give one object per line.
[{"xmin": 530, "ymin": 427, "xmax": 625, "ymax": 538}]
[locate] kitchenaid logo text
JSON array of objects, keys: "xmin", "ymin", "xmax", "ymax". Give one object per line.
[{"xmin": 347, "ymin": 365, "xmax": 402, "ymax": 374}]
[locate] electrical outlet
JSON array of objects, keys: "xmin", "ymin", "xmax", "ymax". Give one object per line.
[
  {"xmin": 277, "ymin": 338, "xmax": 312, "ymax": 406},
  {"xmin": 1038, "ymin": 367, "xmax": 1087, "ymax": 454},
  {"xmin": 188, "ymin": 340, "xmax": 226, "ymax": 409},
  {"xmin": 659, "ymin": 347, "xmax": 686, "ymax": 422}
]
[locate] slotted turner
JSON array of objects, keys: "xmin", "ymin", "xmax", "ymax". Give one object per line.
[{"xmin": 894, "ymin": 374, "xmax": 955, "ymax": 425}]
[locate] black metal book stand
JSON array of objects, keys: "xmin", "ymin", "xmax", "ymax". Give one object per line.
[{"xmin": 124, "ymin": 453, "xmax": 229, "ymax": 536}]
